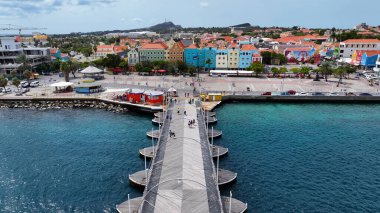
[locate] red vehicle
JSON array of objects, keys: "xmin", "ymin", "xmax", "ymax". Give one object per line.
[
  {"xmin": 261, "ymin": 92, "xmax": 271, "ymax": 96},
  {"xmin": 287, "ymin": 90, "xmax": 297, "ymax": 95}
]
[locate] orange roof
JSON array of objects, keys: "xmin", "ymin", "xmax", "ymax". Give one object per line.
[
  {"xmin": 223, "ymin": 36, "xmax": 233, "ymax": 42},
  {"xmin": 113, "ymin": 45, "xmax": 128, "ymax": 52},
  {"xmin": 228, "ymin": 43, "xmax": 238, "ymax": 48},
  {"xmin": 217, "ymin": 46, "xmax": 226, "ymax": 50},
  {"xmin": 141, "ymin": 43, "xmax": 167, "ymax": 50},
  {"xmin": 97, "ymin": 45, "xmax": 113, "ymax": 49},
  {"xmin": 240, "ymin": 44, "xmax": 257, "ymax": 51},
  {"xmin": 206, "ymin": 43, "xmax": 217, "ymax": 48},
  {"xmin": 186, "ymin": 43, "xmax": 198, "ymax": 49},
  {"xmin": 343, "ymin": 39, "xmax": 380, "ymax": 44},
  {"xmin": 362, "ymin": 50, "xmax": 380, "ymax": 57},
  {"xmin": 286, "ymin": 47, "xmax": 312, "ymax": 52},
  {"xmin": 50, "ymin": 48, "xmax": 58, "ymax": 54},
  {"xmin": 176, "ymin": 41, "xmax": 185, "ymax": 49},
  {"xmin": 253, "ymin": 53, "xmax": 261, "ymax": 57}
]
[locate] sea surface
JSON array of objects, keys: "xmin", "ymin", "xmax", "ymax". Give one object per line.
[
  {"xmin": 0, "ymin": 104, "xmax": 380, "ymax": 212},
  {"xmin": 216, "ymin": 103, "xmax": 380, "ymax": 212}
]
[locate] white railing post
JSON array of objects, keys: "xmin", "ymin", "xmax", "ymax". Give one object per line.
[
  {"xmin": 216, "ymin": 148, "xmax": 219, "ymax": 184},
  {"xmin": 151, "ymin": 127, "xmax": 155, "ymax": 157},
  {"xmin": 211, "ymin": 126, "xmax": 214, "ymax": 147},
  {"xmin": 128, "ymin": 194, "xmax": 131, "ymax": 213},
  {"xmin": 229, "ymin": 191, "xmax": 232, "ymax": 213}
]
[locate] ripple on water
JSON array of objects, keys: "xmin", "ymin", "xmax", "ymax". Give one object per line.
[
  {"xmin": 216, "ymin": 103, "xmax": 380, "ymax": 212},
  {"xmin": 0, "ymin": 109, "xmax": 151, "ymax": 212}
]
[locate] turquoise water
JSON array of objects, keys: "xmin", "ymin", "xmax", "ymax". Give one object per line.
[
  {"xmin": 0, "ymin": 109, "xmax": 152, "ymax": 212},
  {"xmin": 215, "ymin": 103, "xmax": 380, "ymax": 212},
  {"xmin": 1, "ymin": 104, "xmax": 380, "ymax": 212}
]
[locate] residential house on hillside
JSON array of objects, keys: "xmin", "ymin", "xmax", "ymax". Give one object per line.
[
  {"xmin": 216, "ymin": 46, "xmax": 228, "ymax": 69},
  {"xmin": 252, "ymin": 53, "xmax": 263, "ymax": 63},
  {"xmin": 95, "ymin": 44, "xmax": 128, "ymax": 58}
]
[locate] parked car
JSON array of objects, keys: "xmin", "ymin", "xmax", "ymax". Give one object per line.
[
  {"xmin": 30, "ymin": 81, "xmax": 40, "ymax": 87},
  {"xmin": 5, "ymin": 87, "xmax": 11, "ymax": 93},
  {"xmin": 246, "ymin": 87, "xmax": 251, "ymax": 92},
  {"xmin": 346, "ymin": 92, "xmax": 356, "ymax": 96},
  {"xmin": 287, "ymin": 90, "xmax": 297, "ymax": 95},
  {"xmin": 261, "ymin": 92, "xmax": 271, "ymax": 96},
  {"xmin": 359, "ymin": 93, "xmax": 372, "ymax": 96},
  {"xmin": 20, "ymin": 81, "xmax": 29, "ymax": 88},
  {"xmin": 328, "ymin": 92, "xmax": 338, "ymax": 96},
  {"xmin": 312, "ymin": 92, "xmax": 325, "ymax": 96},
  {"xmin": 296, "ymin": 92, "xmax": 308, "ymax": 96}
]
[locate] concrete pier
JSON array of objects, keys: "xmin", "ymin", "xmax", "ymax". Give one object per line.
[
  {"xmin": 118, "ymin": 100, "xmax": 246, "ymax": 213},
  {"xmin": 147, "ymin": 129, "xmax": 222, "ymax": 139},
  {"xmin": 140, "ymin": 145, "xmax": 228, "ymax": 159}
]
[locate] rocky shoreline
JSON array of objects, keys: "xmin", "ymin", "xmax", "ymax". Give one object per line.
[{"xmin": 0, "ymin": 100, "xmax": 129, "ymax": 113}]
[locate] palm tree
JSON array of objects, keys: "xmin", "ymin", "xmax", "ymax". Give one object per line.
[
  {"xmin": 16, "ymin": 54, "xmax": 31, "ymax": 79},
  {"xmin": 334, "ymin": 66, "xmax": 346, "ymax": 87},
  {"xmin": 205, "ymin": 58, "xmax": 212, "ymax": 72},
  {"xmin": 319, "ymin": 62, "xmax": 333, "ymax": 82},
  {"xmin": 60, "ymin": 61, "xmax": 73, "ymax": 82}
]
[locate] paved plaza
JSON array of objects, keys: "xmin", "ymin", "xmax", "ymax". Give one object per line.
[{"xmin": 1, "ymin": 72, "xmax": 380, "ymax": 99}]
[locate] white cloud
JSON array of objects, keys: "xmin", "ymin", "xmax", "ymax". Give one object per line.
[{"xmin": 200, "ymin": 1, "xmax": 209, "ymax": 8}]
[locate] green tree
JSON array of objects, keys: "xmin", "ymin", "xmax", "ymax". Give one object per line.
[
  {"xmin": 12, "ymin": 77, "xmax": 20, "ymax": 88},
  {"xmin": 23, "ymin": 70, "xmax": 33, "ymax": 80},
  {"xmin": 119, "ymin": 60, "xmax": 129, "ymax": 73},
  {"xmin": 291, "ymin": 67, "xmax": 300, "ymax": 74},
  {"xmin": 0, "ymin": 75, "xmax": 8, "ymax": 89},
  {"xmin": 248, "ymin": 62, "xmax": 265, "ymax": 77},
  {"xmin": 60, "ymin": 61, "xmax": 75, "ymax": 82},
  {"xmin": 135, "ymin": 63, "xmax": 143, "ymax": 72},
  {"xmin": 271, "ymin": 67, "xmax": 280, "ymax": 76},
  {"xmin": 16, "ymin": 54, "xmax": 31, "ymax": 78},
  {"xmin": 333, "ymin": 66, "xmax": 346, "ymax": 87},
  {"xmin": 319, "ymin": 62, "xmax": 333, "ymax": 82},
  {"xmin": 279, "ymin": 67, "xmax": 288, "ymax": 74},
  {"xmin": 187, "ymin": 65, "xmax": 196, "ymax": 75},
  {"xmin": 103, "ymin": 54, "xmax": 122, "ymax": 68},
  {"xmin": 205, "ymin": 58, "xmax": 212, "ymax": 72}
]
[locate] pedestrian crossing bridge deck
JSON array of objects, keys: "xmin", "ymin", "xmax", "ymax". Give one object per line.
[{"xmin": 117, "ymin": 100, "xmax": 246, "ymax": 213}]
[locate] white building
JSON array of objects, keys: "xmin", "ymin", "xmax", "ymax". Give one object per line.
[
  {"xmin": 0, "ymin": 36, "xmax": 49, "ymax": 75},
  {"xmin": 339, "ymin": 39, "xmax": 380, "ymax": 59},
  {"xmin": 216, "ymin": 47, "xmax": 228, "ymax": 69},
  {"xmin": 374, "ymin": 56, "xmax": 380, "ymax": 72}
]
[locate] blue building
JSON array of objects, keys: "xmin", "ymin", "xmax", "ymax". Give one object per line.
[
  {"xmin": 360, "ymin": 51, "xmax": 380, "ymax": 69},
  {"xmin": 204, "ymin": 45, "xmax": 217, "ymax": 70},
  {"xmin": 184, "ymin": 44, "xmax": 199, "ymax": 67},
  {"xmin": 239, "ymin": 44, "xmax": 258, "ymax": 69}
]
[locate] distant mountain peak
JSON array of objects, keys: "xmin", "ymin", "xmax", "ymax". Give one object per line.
[
  {"xmin": 230, "ymin": 23, "xmax": 251, "ymax": 28},
  {"xmin": 149, "ymin": 21, "xmax": 183, "ymax": 31}
]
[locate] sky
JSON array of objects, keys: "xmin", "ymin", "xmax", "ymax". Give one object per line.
[{"xmin": 0, "ymin": 0, "xmax": 379, "ymax": 34}]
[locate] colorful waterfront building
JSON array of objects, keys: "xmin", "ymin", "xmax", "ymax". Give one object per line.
[
  {"xmin": 167, "ymin": 41, "xmax": 185, "ymax": 62},
  {"xmin": 239, "ymin": 44, "xmax": 257, "ymax": 69},
  {"xmin": 360, "ymin": 51, "xmax": 380, "ymax": 69},
  {"xmin": 184, "ymin": 44, "xmax": 201, "ymax": 67},
  {"xmin": 139, "ymin": 43, "xmax": 168, "ymax": 62},
  {"xmin": 252, "ymin": 53, "xmax": 263, "ymax": 64},
  {"xmin": 127, "ymin": 48, "xmax": 139, "ymax": 72},
  {"xmin": 216, "ymin": 46, "xmax": 228, "ymax": 69},
  {"xmin": 204, "ymin": 44, "xmax": 217, "ymax": 70},
  {"xmin": 227, "ymin": 43, "xmax": 240, "ymax": 69},
  {"xmin": 284, "ymin": 47, "xmax": 315, "ymax": 62}
]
